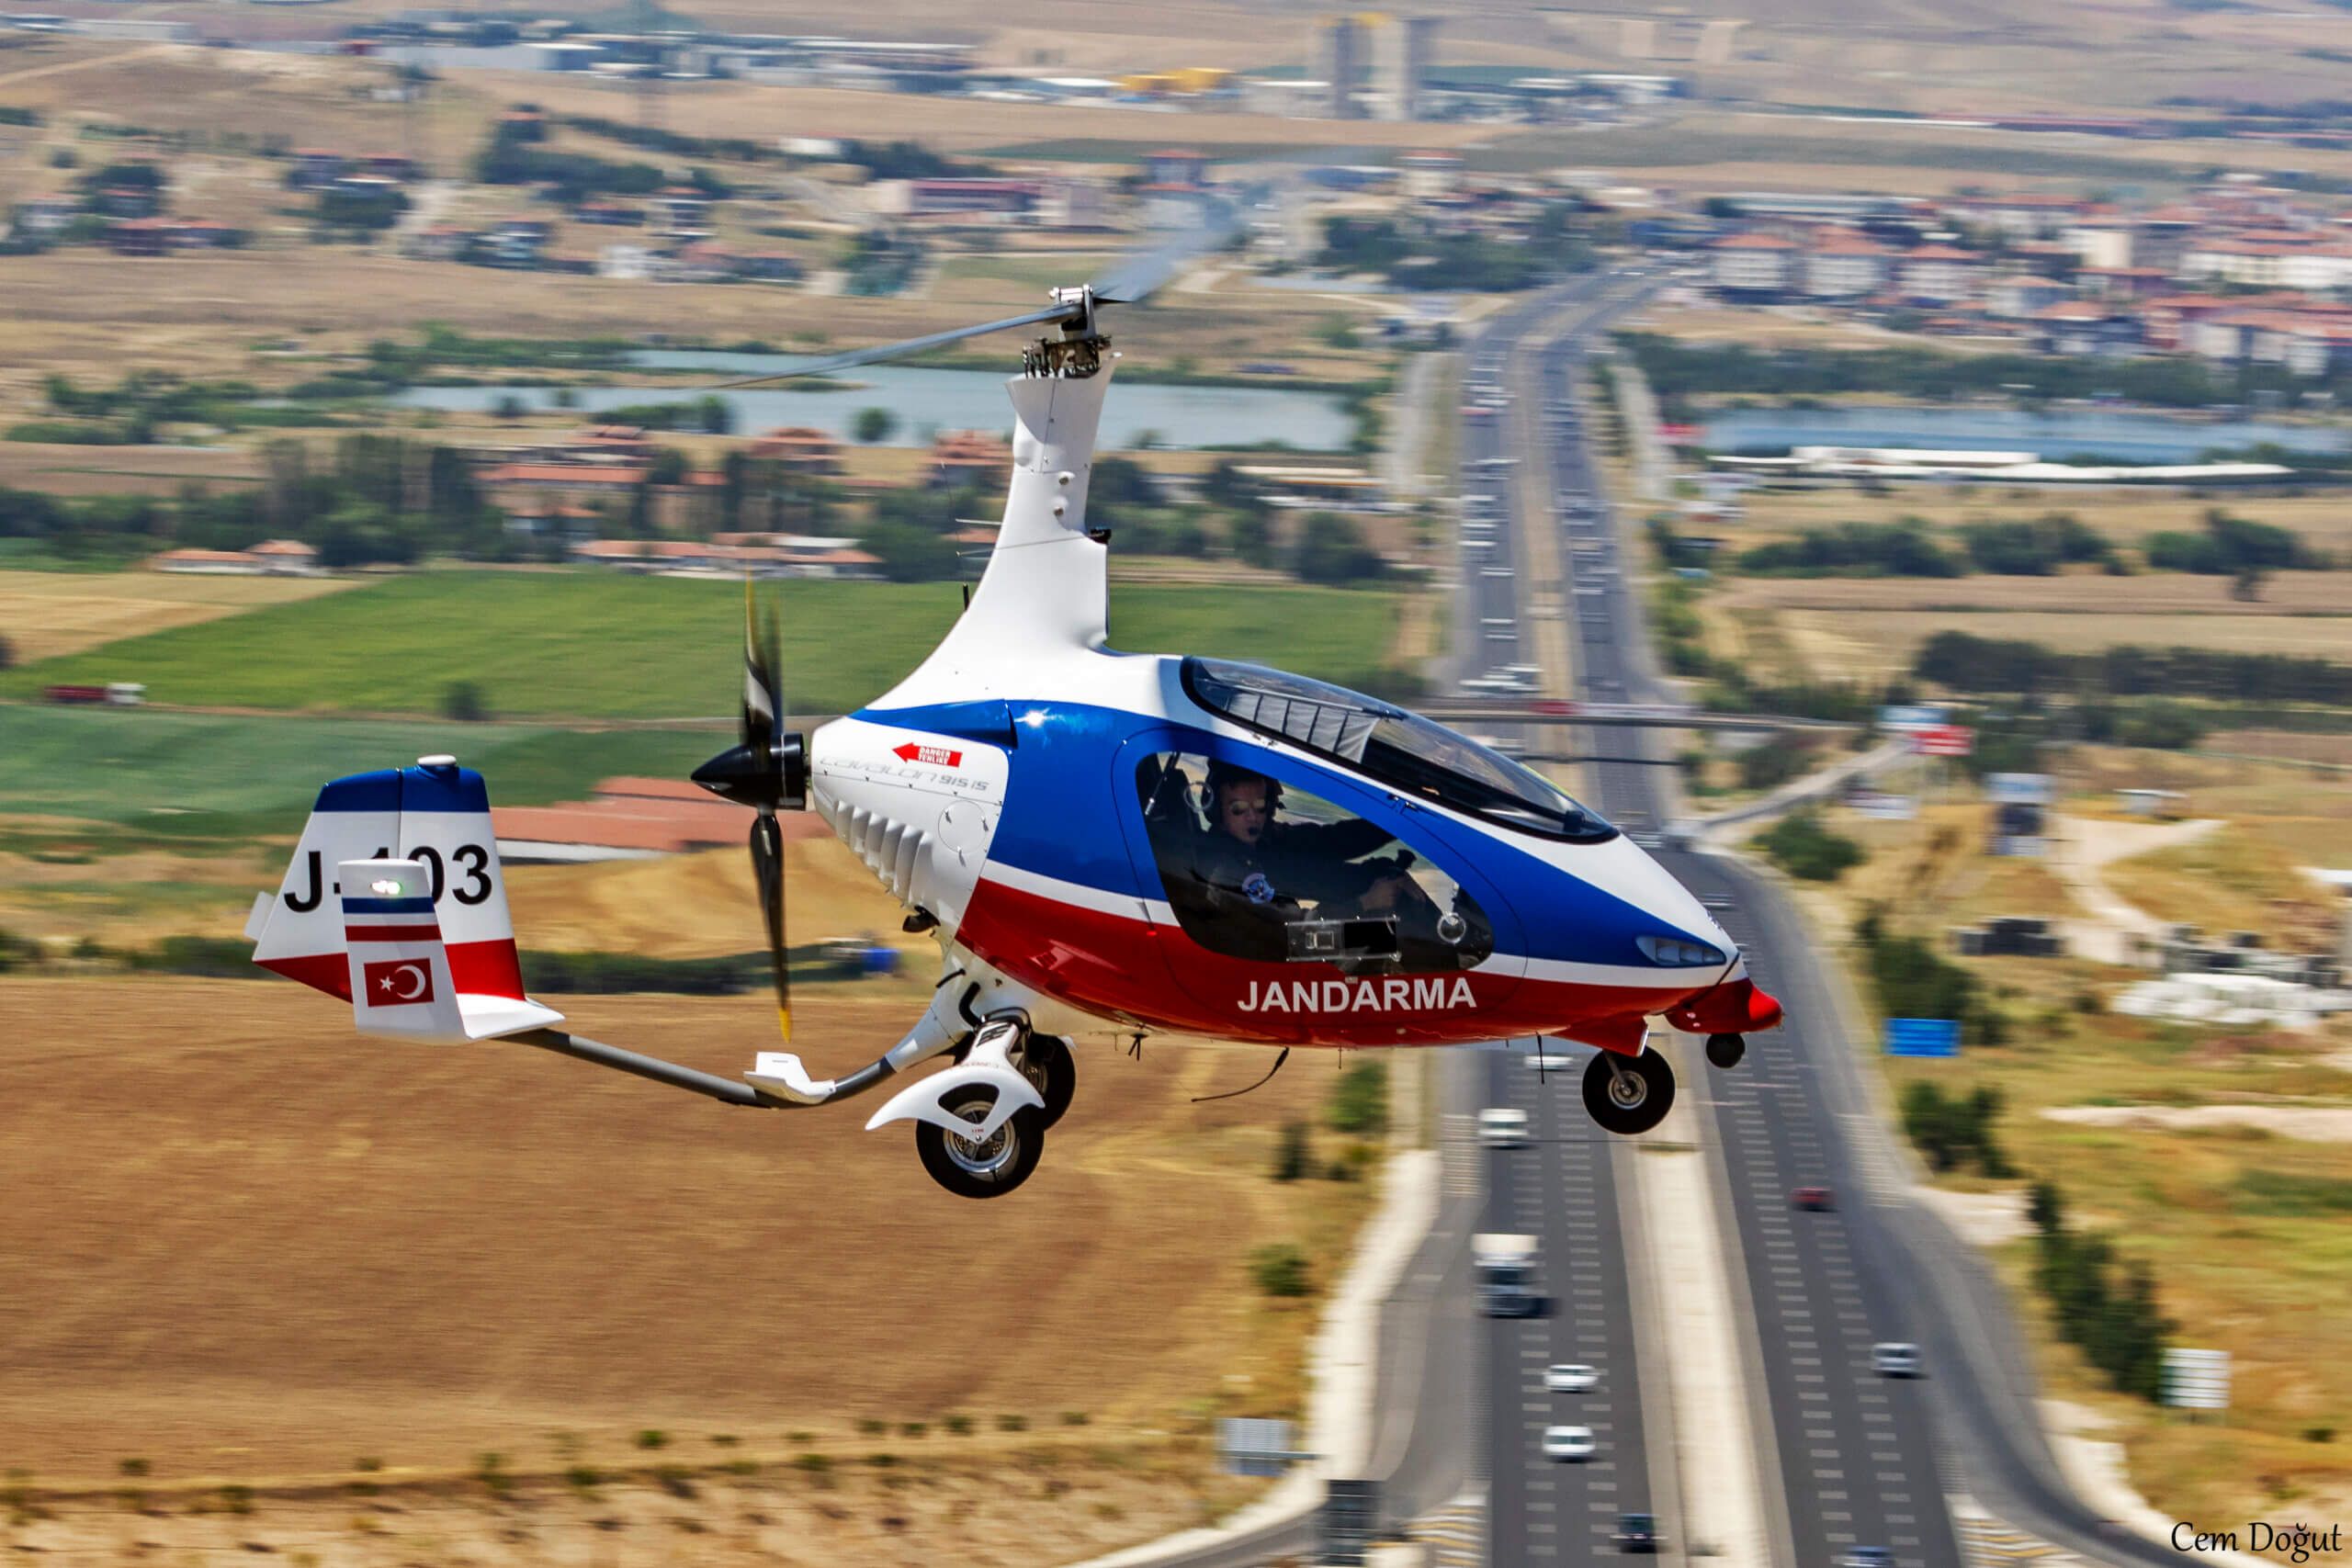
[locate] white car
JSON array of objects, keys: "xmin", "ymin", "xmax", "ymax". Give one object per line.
[
  {"xmin": 1871, "ymin": 1342, "xmax": 1921, "ymax": 1378},
  {"xmin": 1525, "ymin": 1047, "xmax": 1580, "ymax": 1073},
  {"xmin": 1477, "ymin": 1107, "xmax": 1530, "ymax": 1148},
  {"xmin": 1544, "ymin": 1363, "xmax": 1599, "ymax": 1393},
  {"xmin": 1542, "ymin": 1425, "xmax": 1597, "ymax": 1461}
]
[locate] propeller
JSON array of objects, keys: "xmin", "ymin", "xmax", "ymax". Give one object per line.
[
  {"xmin": 691, "ymin": 581, "xmax": 805, "ymax": 1042},
  {"xmin": 707, "ymin": 190, "xmax": 1246, "ymax": 390}
]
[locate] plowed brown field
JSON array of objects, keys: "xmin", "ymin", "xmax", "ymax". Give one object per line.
[{"xmin": 0, "ymin": 977, "xmax": 1370, "ymax": 1488}]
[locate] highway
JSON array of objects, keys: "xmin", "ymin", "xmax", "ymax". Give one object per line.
[
  {"xmin": 1455, "ymin": 278, "xmax": 1670, "ymax": 1568},
  {"xmin": 1511, "ymin": 283, "xmax": 2190, "ymax": 1568}
]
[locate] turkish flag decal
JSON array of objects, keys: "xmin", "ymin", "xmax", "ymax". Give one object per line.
[{"xmin": 362, "ymin": 958, "xmax": 435, "ymax": 1006}]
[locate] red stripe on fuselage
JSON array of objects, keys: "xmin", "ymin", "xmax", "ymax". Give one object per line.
[{"xmin": 955, "ymin": 875, "xmax": 1697, "ymax": 1049}]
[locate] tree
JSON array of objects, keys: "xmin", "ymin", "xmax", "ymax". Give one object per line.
[
  {"xmin": 2027, "ymin": 1179, "xmax": 2065, "ymax": 1237},
  {"xmin": 1249, "ymin": 1244, "xmax": 1311, "ymax": 1298},
  {"xmin": 1272, "ymin": 1122, "xmax": 1309, "ymax": 1182},
  {"xmin": 853, "ymin": 406, "xmax": 899, "ymax": 445},
  {"xmin": 0, "ymin": 631, "xmax": 13, "ymax": 672},
  {"xmin": 491, "ymin": 393, "xmax": 528, "ymax": 423},
  {"xmin": 1292, "ymin": 512, "xmax": 1386, "ymax": 584},
  {"xmin": 442, "ymin": 681, "xmax": 489, "ymax": 722}
]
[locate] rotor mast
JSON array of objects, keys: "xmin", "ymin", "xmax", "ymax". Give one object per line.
[{"xmin": 1023, "ymin": 286, "xmax": 1109, "ymax": 379}]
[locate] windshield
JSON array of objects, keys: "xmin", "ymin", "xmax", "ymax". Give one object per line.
[{"xmin": 1182, "ymin": 657, "xmax": 1615, "ymax": 844}]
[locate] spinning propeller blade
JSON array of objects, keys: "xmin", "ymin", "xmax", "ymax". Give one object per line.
[{"xmin": 691, "ymin": 579, "xmax": 803, "ymax": 1043}]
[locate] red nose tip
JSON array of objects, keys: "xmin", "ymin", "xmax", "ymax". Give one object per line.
[{"xmin": 1664, "ymin": 976, "xmax": 1782, "ymax": 1035}]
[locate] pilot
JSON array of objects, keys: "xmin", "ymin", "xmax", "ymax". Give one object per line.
[{"xmin": 1197, "ymin": 761, "xmax": 1434, "ymax": 937}]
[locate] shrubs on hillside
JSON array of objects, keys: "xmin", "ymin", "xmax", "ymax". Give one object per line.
[
  {"xmin": 1856, "ymin": 905, "xmax": 2007, "ymax": 1045},
  {"xmin": 1897, "ymin": 1081, "xmax": 2014, "ymax": 1177},
  {"xmin": 1757, "ymin": 813, "xmax": 1863, "ymax": 882}
]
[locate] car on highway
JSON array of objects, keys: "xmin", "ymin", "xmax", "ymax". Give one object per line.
[
  {"xmin": 1613, "ymin": 1512, "xmax": 1662, "ymax": 1552},
  {"xmin": 1838, "ymin": 1548, "xmax": 1894, "ymax": 1568},
  {"xmin": 1478, "ymin": 1107, "xmax": 1530, "ymax": 1148},
  {"xmin": 1544, "ymin": 1362, "xmax": 1599, "ymax": 1393},
  {"xmin": 1541, "ymin": 1425, "xmax": 1596, "ymax": 1461},
  {"xmin": 1525, "ymin": 1046, "xmax": 1580, "ymax": 1073},
  {"xmin": 1872, "ymin": 1342, "xmax": 1922, "ymax": 1377},
  {"xmin": 1791, "ymin": 1186, "xmax": 1836, "ymax": 1212}
]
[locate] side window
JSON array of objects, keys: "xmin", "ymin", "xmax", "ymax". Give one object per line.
[{"xmin": 1136, "ymin": 751, "xmax": 1493, "ymax": 973}]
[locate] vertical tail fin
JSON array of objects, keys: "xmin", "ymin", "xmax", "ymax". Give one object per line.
[{"xmin": 253, "ymin": 756, "xmax": 534, "ymax": 1012}]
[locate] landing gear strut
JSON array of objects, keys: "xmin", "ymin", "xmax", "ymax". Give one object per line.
[
  {"xmin": 1705, "ymin": 1032, "xmax": 1746, "ymax": 1070},
  {"xmin": 1582, "ymin": 1046, "xmax": 1676, "ymax": 1136}
]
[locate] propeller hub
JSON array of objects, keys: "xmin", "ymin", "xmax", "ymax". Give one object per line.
[{"xmin": 693, "ymin": 732, "xmax": 805, "ymax": 812}]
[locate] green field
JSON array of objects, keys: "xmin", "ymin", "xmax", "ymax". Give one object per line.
[
  {"xmin": 1, "ymin": 571, "xmax": 1408, "ymax": 720},
  {"xmin": 0, "ymin": 709, "xmax": 726, "ymax": 837}
]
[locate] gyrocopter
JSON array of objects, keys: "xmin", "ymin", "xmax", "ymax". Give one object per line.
[{"xmin": 244, "ymin": 216, "xmax": 1781, "ymax": 1198}]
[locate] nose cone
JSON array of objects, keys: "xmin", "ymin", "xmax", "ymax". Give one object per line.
[
  {"xmin": 1600, "ymin": 831, "xmax": 1730, "ymax": 955},
  {"xmin": 692, "ymin": 741, "xmax": 772, "ymax": 810}
]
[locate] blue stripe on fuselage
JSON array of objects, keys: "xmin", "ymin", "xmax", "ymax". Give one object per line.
[{"xmin": 857, "ymin": 697, "xmax": 1713, "ymax": 968}]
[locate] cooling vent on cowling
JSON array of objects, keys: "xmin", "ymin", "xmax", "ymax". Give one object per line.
[{"xmin": 838, "ymin": 805, "xmax": 931, "ymax": 904}]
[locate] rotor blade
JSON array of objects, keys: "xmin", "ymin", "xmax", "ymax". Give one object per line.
[
  {"xmin": 750, "ymin": 813, "xmax": 791, "ymax": 1044},
  {"xmin": 707, "ymin": 301, "xmax": 1082, "ymax": 389},
  {"xmin": 1089, "ymin": 191, "xmax": 1243, "ymax": 304}
]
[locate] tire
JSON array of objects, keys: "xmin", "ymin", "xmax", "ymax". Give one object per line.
[
  {"xmin": 1705, "ymin": 1032, "xmax": 1746, "ymax": 1070},
  {"xmin": 915, "ymin": 1085, "xmax": 1045, "ymax": 1199},
  {"xmin": 1582, "ymin": 1046, "xmax": 1675, "ymax": 1136},
  {"xmin": 1025, "ymin": 1035, "xmax": 1077, "ymax": 1128}
]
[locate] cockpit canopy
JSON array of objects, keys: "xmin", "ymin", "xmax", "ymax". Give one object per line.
[{"xmin": 1181, "ymin": 657, "xmax": 1617, "ymax": 844}]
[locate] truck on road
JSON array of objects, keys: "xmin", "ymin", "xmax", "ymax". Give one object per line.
[{"xmin": 1474, "ymin": 1232, "xmax": 1539, "ymax": 1317}]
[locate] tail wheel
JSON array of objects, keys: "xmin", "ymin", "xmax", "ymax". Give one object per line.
[
  {"xmin": 1582, "ymin": 1046, "xmax": 1675, "ymax": 1136},
  {"xmin": 915, "ymin": 1086, "xmax": 1045, "ymax": 1200}
]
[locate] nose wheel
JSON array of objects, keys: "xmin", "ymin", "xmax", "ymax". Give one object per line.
[
  {"xmin": 1582, "ymin": 1047, "xmax": 1676, "ymax": 1136},
  {"xmin": 1705, "ymin": 1032, "xmax": 1746, "ymax": 1069},
  {"xmin": 915, "ymin": 1083, "xmax": 1046, "ymax": 1199}
]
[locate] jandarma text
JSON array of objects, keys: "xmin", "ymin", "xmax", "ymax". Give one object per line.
[{"xmin": 2172, "ymin": 1523, "xmax": 2343, "ymax": 1562}]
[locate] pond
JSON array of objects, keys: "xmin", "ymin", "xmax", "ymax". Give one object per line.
[
  {"xmin": 1699, "ymin": 405, "xmax": 2350, "ymax": 463},
  {"xmin": 394, "ymin": 356, "xmax": 1358, "ymax": 451}
]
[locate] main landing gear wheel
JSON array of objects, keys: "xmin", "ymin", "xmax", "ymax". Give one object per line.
[
  {"xmin": 1583, "ymin": 1047, "xmax": 1676, "ymax": 1136},
  {"xmin": 1024, "ymin": 1034, "xmax": 1077, "ymax": 1129},
  {"xmin": 915, "ymin": 1086, "xmax": 1046, "ymax": 1199},
  {"xmin": 1705, "ymin": 1032, "xmax": 1747, "ymax": 1069}
]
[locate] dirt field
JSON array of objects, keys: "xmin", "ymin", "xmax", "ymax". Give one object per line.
[
  {"xmin": 0, "ymin": 976, "xmax": 1378, "ymax": 1487},
  {"xmin": 0, "ymin": 569, "xmax": 356, "ymax": 664},
  {"xmin": 4, "ymin": 1448, "xmax": 1248, "ymax": 1568}
]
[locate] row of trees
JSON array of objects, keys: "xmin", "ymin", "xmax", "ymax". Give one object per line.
[
  {"xmin": 1739, "ymin": 509, "xmax": 2324, "ymax": 581},
  {"xmin": 1915, "ymin": 630, "xmax": 2352, "ymax": 706},
  {"xmin": 2029, "ymin": 1180, "xmax": 2174, "ymax": 1402},
  {"xmin": 1621, "ymin": 332, "xmax": 2351, "ymax": 411}
]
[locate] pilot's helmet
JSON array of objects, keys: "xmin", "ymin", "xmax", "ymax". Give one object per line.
[{"xmin": 1204, "ymin": 759, "xmax": 1283, "ymax": 814}]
